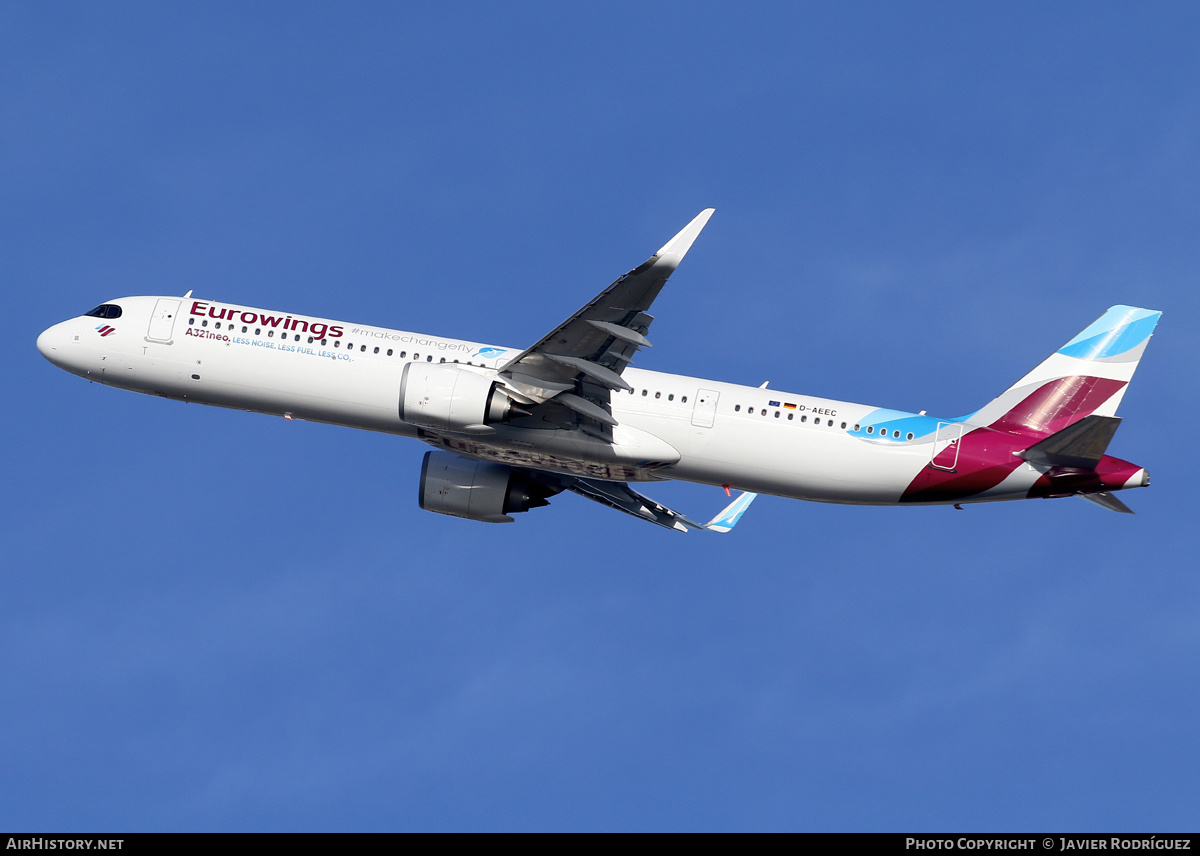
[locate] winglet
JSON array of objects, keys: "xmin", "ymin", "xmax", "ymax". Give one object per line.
[
  {"xmin": 705, "ymin": 490, "xmax": 758, "ymax": 533},
  {"xmin": 655, "ymin": 208, "xmax": 715, "ymax": 265}
]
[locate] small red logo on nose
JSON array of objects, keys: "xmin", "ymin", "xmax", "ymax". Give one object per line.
[{"xmin": 96, "ymin": 325, "xmax": 115, "ymax": 337}]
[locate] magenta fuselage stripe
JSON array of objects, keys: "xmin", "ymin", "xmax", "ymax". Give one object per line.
[{"xmin": 900, "ymin": 375, "xmax": 1130, "ymax": 504}]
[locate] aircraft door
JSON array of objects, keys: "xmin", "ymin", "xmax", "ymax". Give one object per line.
[
  {"xmin": 146, "ymin": 298, "xmax": 181, "ymax": 344},
  {"xmin": 930, "ymin": 422, "xmax": 963, "ymax": 471},
  {"xmin": 691, "ymin": 389, "xmax": 719, "ymax": 428}
]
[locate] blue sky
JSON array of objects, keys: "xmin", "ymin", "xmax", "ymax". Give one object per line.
[{"xmin": 3, "ymin": 3, "xmax": 1199, "ymax": 831}]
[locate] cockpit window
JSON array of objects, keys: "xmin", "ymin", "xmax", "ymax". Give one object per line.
[{"xmin": 85, "ymin": 304, "xmax": 122, "ymax": 319}]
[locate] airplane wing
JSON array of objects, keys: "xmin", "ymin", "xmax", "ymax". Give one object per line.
[
  {"xmin": 563, "ymin": 476, "xmax": 757, "ymax": 533},
  {"xmin": 496, "ymin": 209, "xmax": 715, "ymax": 432}
]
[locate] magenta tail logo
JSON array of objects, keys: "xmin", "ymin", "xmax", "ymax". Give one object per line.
[{"xmin": 95, "ymin": 325, "xmax": 116, "ymax": 337}]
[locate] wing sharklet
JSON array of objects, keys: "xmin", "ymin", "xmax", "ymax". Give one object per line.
[
  {"xmin": 704, "ymin": 491, "xmax": 759, "ymax": 533},
  {"xmin": 655, "ymin": 208, "xmax": 715, "ymax": 262}
]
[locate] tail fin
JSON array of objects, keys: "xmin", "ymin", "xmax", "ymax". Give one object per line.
[{"xmin": 970, "ymin": 305, "xmax": 1161, "ymax": 439}]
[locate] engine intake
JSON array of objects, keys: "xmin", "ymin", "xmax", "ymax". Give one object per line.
[
  {"xmin": 399, "ymin": 363, "xmax": 517, "ymax": 433},
  {"xmin": 419, "ymin": 451, "xmax": 559, "ymax": 523}
]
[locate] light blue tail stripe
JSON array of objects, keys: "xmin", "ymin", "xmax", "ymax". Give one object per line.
[{"xmin": 1058, "ymin": 306, "xmax": 1161, "ymax": 360}]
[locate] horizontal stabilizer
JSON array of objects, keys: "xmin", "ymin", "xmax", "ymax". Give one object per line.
[
  {"xmin": 1018, "ymin": 415, "xmax": 1122, "ymax": 469},
  {"xmin": 1079, "ymin": 491, "xmax": 1135, "ymax": 514}
]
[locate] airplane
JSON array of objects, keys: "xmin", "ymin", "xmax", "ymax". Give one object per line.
[{"xmin": 36, "ymin": 209, "xmax": 1161, "ymax": 532}]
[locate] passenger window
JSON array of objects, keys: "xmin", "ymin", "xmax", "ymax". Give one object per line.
[
  {"xmin": 320, "ymin": 339, "xmax": 327, "ymax": 346},
  {"xmin": 189, "ymin": 318, "xmax": 195, "ymax": 325},
  {"xmin": 907, "ymin": 433, "xmax": 914, "ymax": 440},
  {"xmin": 255, "ymin": 328, "xmax": 261, "ymax": 335},
  {"xmin": 400, "ymin": 351, "xmax": 406, "ymax": 358},
  {"xmin": 867, "ymin": 426, "xmax": 873, "ymax": 434},
  {"xmin": 788, "ymin": 413, "xmax": 793, "ymax": 420},
  {"xmin": 735, "ymin": 405, "xmax": 741, "ymax": 412},
  {"xmin": 761, "ymin": 409, "xmax": 767, "ymax": 416},
  {"xmin": 202, "ymin": 320, "xmax": 208, "ymax": 327},
  {"xmin": 668, "ymin": 394, "xmax": 674, "ymax": 401},
  {"xmin": 268, "ymin": 330, "xmax": 273, "ymax": 337},
  {"xmin": 426, "ymin": 355, "xmax": 432, "ymax": 362},
  {"xmin": 681, "ymin": 396, "xmax": 687, "ymax": 403},
  {"xmin": 774, "ymin": 412, "xmax": 779, "ymax": 418},
  {"xmin": 801, "ymin": 415, "xmax": 808, "ymax": 422},
  {"xmin": 655, "ymin": 392, "xmax": 661, "ymax": 399},
  {"xmin": 334, "ymin": 341, "xmax": 340, "ymax": 348},
  {"xmin": 642, "ymin": 390, "xmax": 648, "ymax": 396},
  {"xmin": 387, "ymin": 349, "xmax": 393, "ymax": 356},
  {"xmin": 828, "ymin": 420, "xmax": 834, "ymax": 427}
]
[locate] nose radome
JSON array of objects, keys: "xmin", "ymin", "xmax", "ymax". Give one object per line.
[{"xmin": 36, "ymin": 326, "xmax": 56, "ymax": 360}]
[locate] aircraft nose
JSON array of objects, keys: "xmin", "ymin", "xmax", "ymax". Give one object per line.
[
  {"xmin": 37, "ymin": 322, "xmax": 69, "ymax": 366},
  {"xmin": 36, "ymin": 325, "xmax": 56, "ymax": 360}
]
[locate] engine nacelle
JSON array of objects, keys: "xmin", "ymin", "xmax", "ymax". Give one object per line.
[
  {"xmin": 418, "ymin": 451, "xmax": 557, "ymax": 523},
  {"xmin": 398, "ymin": 363, "xmax": 516, "ymax": 433}
]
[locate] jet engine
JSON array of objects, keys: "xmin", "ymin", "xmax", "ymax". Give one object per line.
[
  {"xmin": 399, "ymin": 363, "xmax": 522, "ymax": 433},
  {"xmin": 418, "ymin": 451, "xmax": 560, "ymax": 523}
]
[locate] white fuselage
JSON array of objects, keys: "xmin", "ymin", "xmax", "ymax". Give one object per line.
[{"xmin": 35, "ymin": 295, "xmax": 1015, "ymax": 506}]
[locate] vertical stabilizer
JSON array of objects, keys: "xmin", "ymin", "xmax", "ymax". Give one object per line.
[{"xmin": 970, "ymin": 306, "xmax": 1161, "ymax": 439}]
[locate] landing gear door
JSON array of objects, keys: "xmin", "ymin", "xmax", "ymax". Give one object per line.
[
  {"xmin": 691, "ymin": 389, "xmax": 719, "ymax": 428},
  {"xmin": 146, "ymin": 298, "xmax": 181, "ymax": 344},
  {"xmin": 931, "ymin": 422, "xmax": 963, "ymax": 472}
]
